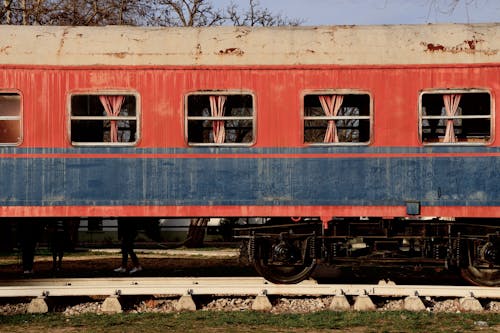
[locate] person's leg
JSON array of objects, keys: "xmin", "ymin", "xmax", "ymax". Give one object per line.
[{"xmin": 22, "ymin": 241, "xmax": 35, "ymax": 273}]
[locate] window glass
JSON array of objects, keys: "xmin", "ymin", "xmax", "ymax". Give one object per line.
[
  {"xmin": 0, "ymin": 93, "xmax": 22, "ymax": 145},
  {"xmin": 304, "ymin": 93, "xmax": 371, "ymax": 144},
  {"xmin": 187, "ymin": 94, "xmax": 254, "ymax": 146},
  {"xmin": 420, "ymin": 91, "xmax": 491, "ymax": 144},
  {"xmin": 70, "ymin": 94, "xmax": 138, "ymax": 145}
]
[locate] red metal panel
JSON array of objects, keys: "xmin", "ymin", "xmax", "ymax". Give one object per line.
[
  {"xmin": 0, "ymin": 205, "xmax": 499, "ymax": 218},
  {"xmin": 2, "ymin": 64, "xmax": 497, "ymax": 149},
  {"xmin": 0, "ymin": 63, "xmax": 498, "ymax": 219}
]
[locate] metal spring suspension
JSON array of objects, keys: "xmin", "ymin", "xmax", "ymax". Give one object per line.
[
  {"xmin": 308, "ymin": 235, "xmax": 316, "ymax": 259},
  {"xmin": 331, "ymin": 243, "xmax": 337, "ymax": 258},
  {"xmin": 434, "ymin": 244, "xmax": 440, "ymax": 260},
  {"xmin": 248, "ymin": 233, "xmax": 256, "ymax": 264}
]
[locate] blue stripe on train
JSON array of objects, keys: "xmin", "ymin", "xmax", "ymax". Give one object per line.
[{"xmin": 0, "ymin": 154, "xmax": 498, "ymax": 207}]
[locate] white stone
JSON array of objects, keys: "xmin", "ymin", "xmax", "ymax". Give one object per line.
[
  {"xmin": 353, "ymin": 295, "xmax": 376, "ymax": 311},
  {"xmin": 329, "ymin": 295, "xmax": 351, "ymax": 311},
  {"xmin": 251, "ymin": 295, "xmax": 272, "ymax": 311},
  {"xmin": 27, "ymin": 297, "xmax": 48, "ymax": 314},
  {"xmin": 403, "ymin": 296, "xmax": 426, "ymax": 312},
  {"xmin": 176, "ymin": 295, "xmax": 197, "ymax": 311},
  {"xmin": 101, "ymin": 296, "xmax": 123, "ymax": 314},
  {"xmin": 460, "ymin": 297, "xmax": 483, "ymax": 312}
]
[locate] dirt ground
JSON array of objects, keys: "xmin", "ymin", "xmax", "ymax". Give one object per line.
[
  {"xmin": 0, "ymin": 249, "xmax": 256, "ymax": 280},
  {"xmin": 0, "ymin": 248, "xmax": 469, "ymax": 286}
]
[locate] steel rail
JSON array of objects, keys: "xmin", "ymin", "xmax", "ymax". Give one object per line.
[{"xmin": 0, "ymin": 277, "xmax": 499, "ymax": 299}]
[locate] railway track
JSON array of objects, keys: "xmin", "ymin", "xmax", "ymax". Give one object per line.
[{"xmin": 1, "ymin": 277, "xmax": 499, "ymax": 314}]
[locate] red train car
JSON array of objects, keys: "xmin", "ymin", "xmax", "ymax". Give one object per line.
[{"xmin": 0, "ymin": 24, "xmax": 498, "ymax": 284}]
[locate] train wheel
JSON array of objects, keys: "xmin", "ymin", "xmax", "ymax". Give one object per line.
[
  {"xmin": 252, "ymin": 233, "xmax": 316, "ymax": 284},
  {"xmin": 254, "ymin": 257, "xmax": 316, "ymax": 284},
  {"xmin": 461, "ymin": 240, "xmax": 499, "ymax": 287},
  {"xmin": 461, "ymin": 266, "xmax": 499, "ymax": 287}
]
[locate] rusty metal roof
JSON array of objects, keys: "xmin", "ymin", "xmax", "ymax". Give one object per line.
[{"xmin": 0, "ymin": 24, "xmax": 499, "ymax": 66}]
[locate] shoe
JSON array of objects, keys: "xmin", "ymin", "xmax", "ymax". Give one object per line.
[
  {"xmin": 129, "ymin": 266, "xmax": 142, "ymax": 274},
  {"xmin": 114, "ymin": 267, "xmax": 127, "ymax": 273}
]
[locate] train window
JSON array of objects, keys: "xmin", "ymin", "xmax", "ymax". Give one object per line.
[
  {"xmin": 0, "ymin": 92, "xmax": 22, "ymax": 145},
  {"xmin": 420, "ymin": 90, "xmax": 492, "ymax": 144},
  {"xmin": 303, "ymin": 93, "xmax": 371, "ymax": 144},
  {"xmin": 186, "ymin": 93, "xmax": 254, "ymax": 146},
  {"xmin": 70, "ymin": 93, "xmax": 138, "ymax": 146}
]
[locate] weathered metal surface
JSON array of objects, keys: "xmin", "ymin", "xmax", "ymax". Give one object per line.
[
  {"xmin": 0, "ymin": 24, "xmax": 499, "ymax": 66},
  {"xmin": 0, "ymin": 25, "xmax": 498, "ymax": 219},
  {"xmin": 0, "ymin": 153, "xmax": 498, "ymax": 218}
]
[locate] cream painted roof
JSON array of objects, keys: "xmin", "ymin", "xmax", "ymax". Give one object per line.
[{"xmin": 0, "ymin": 24, "xmax": 499, "ymax": 66}]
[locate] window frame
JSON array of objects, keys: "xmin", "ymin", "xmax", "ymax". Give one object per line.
[
  {"xmin": 0, "ymin": 90, "xmax": 23, "ymax": 146},
  {"xmin": 68, "ymin": 90, "xmax": 141, "ymax": 147},
  {"xmin": 418, "ymin": 88, "xmax": 494, "ymax": 146},
  {"xmin": 184, "ymin": 90, "xmax": 256, "ymax": 147},
  {"xmin": 302, "ymin": 89, "xmax": 373, "ymax": 146}
]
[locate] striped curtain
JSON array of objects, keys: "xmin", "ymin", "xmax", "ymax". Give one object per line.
[
  {"xmin": 99, "ymin": 95, "xmax": 125, "ymax": 142},
  {"xmin": 319, "ymin": 95, "xmax": 344, "ymax": 143},
  {"xmin": 209, "ymin": 95, "xmax": 227, "ymax": 144}
]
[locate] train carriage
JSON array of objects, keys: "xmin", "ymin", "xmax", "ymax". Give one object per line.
[{"xmin": 0, "ymin": 24, "xmax": 499, "ymax": 285}]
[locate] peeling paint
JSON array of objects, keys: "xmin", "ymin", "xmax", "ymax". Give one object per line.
[
  {"xmin": 110, "ymin": 52, "xmax": 127, "ymax": 59},
  {"xmin": 425, "ymin": 43, "xmax": 446, "ymax": 52},
  {"xmin": 421, "ymin": 36, "xmax": 497, "ymax": 56},
  {"xmin": 194, "ymin": 43, "xmax": 202, "ymax": 59},
  {"xmin": 0, "ymin": 46, "xmax": 11, "ymax": 54},
  {"xmin": 218, "ymin": 48, "xmax": 244, "ymax": 56},
  {"xmin": 234, "ymin": 28, "xmax": 250, "ymax": 39},
  {"xmin": 56, "ymin": 28, "xmax": 69, "ymax": 57},
  {"xmin": 1, "ymin": 24, "xmax": 499, "ymax": 66}
]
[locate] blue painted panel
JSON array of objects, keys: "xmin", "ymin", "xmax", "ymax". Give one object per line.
[{"xmin": 0, "ymin": 151, "xmax": 498, "ymax": 207}]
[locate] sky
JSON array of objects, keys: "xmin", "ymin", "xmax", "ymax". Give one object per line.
[{"xmin": 212, "ymin": 0, "xmax": 500, "ymax": 25}]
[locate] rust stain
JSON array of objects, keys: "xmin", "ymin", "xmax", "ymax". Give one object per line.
[
  {"xmin": 113, "ymin": 52, "xmax": 127, "ymax": 59},
  {"xmin": 217, "ymin": 48, "xmax": 244, "ymax": 56},
  {"xmin": 102, "ymin": 52, "xmax": 127, "ymax": 58},
  {"xmin": 0, "ymin": 46, "xmax": 11, "ymax": 54},
  {"xmin": 465, "ymin": 39, "xmax": 478, "ymax": 50},
  {"xmin": 57, "ymin": 28, "xmax": 69, "ymax": 57},
  {"xmin": 194, "ymin": 43, "xmax": 202, "ymax": 60},
  {"xmin": 234, "ymin": 28, "xmax": 250, "ymax": 39},
  {"xmin": 421, "ymin": 36, "xmax": 496, "ymax": 55},
  {"xmin": 425, "ymin": 43, "xmax": 445, "ymax": 52}
]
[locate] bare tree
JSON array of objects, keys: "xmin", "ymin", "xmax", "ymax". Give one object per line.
[
  {"xmin": 1, "ymin": 0, "xmax": 13, "ymax": 23},
  {"xmin": 152, "ymin": 0, "xmax": 224, "ymax": 26},
  {"xmin": 227, "ymin": 0, "xmax": 303, "ymax": 26},
  {"xmin": 425, "ymin": 0, "xmax": 487, "ymax": 21},
  {"xmin": 1, "ymin": 0, "xmax": 303, "ymax": 27}
]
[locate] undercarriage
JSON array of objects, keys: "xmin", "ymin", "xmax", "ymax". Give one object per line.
[{"xmin": 235, "ymin": 218, "xmax": 499, "ymax": 286}]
